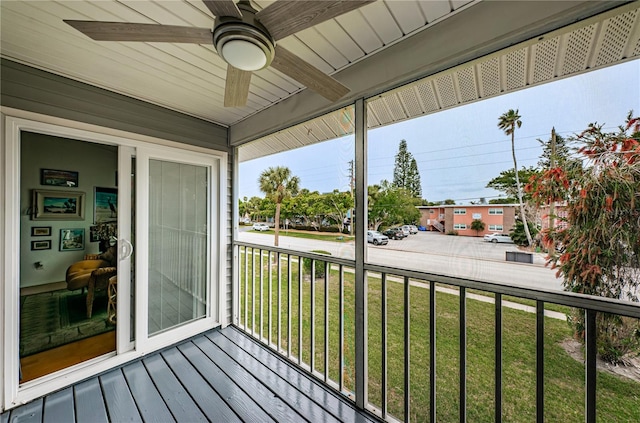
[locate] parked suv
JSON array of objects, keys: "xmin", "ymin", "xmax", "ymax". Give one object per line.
[
  {"xmin": 483, "ymin": 233, "xmax": 514, "ymax": 243},
  {"xmin": 367, "ymin": 230, "xmax": 389, "ymax": 245},
  {"xmin": 382, "ymin": 227, "xmax": 405, "ymax": 240}
]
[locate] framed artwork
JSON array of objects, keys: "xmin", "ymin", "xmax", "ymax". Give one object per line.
[
  {"xmin": 94, "ymin": 187, "xmax": 117, "ymax": 223},
  {"xmin": 60, "ymin": 228, "xmax": 85, "ymax": 251},
  {"xmin": 32, "ymin": 190, "xmax": 85, "ymax": 220},
  {"xmin": 31, "ymin": 226, "xmax": 51, "ymax": 236},
  {"xmin": 31, "ymin": 240, "xmax": 51, "ymax": 250},
  {"xmin": 89, "ymin": 225, "xmax": 99, "ymax": 242},
  {"xmin": 41, "ymin": 169, "xmax": 79, "ymax": 187}
]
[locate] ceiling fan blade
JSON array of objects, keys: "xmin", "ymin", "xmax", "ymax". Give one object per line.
[
  {"xmin": 255, "ymin": 0, "xmax": 375, "ymax": 41},
  {"xmin": 271, "ymin": 46, "xmax": 349, "ymax": 102},
  {"xmin": 64, "ymin": 21, "xmax": 212, "ymax": 44},
  {"xmin": 224, "ymin": 65, "xmax": 252, "ymax": 107},
  {"xmin": 201, "ymin": 0, "xmax": 242, "ymax": 19}
]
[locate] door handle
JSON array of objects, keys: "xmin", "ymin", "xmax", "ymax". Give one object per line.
[{"xmin": 119, "ymin": 238, "xmax": 134, "ymax": 261}]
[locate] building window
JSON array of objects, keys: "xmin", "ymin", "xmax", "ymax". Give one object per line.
[
  {"xmin": 489, "ymin": 225, "xmax": 504, "ymax": 231},
  {"xmin": 489, "ymin": 208, "xmax": 504, "ymax": 215},
  {"xmin": 454, "ymin": 209, "xmax": 466, "ymax": 215},
  {"xmin": 429, "ymin": 210, "xmax": 434, "ymax": 214},
  {"xmin": 453, "ymin": 223, "xmax": 467, "ymax": 230}
]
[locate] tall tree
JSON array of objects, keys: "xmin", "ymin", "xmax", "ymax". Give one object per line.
[
  {"xmin": 393, "ymin": 139, "xmax": 422, "ymax": 198},
  {"xmin": 529, "ymin": 112, "xmax": 640, "ymax": 362},
  {"xmin": 486, "ymin": 167, "xmax": 540, "ymax": 202},
  {"xmin": 368, "ymin": 180, "xmax": 421, "ymax": 230},
  {"xmin": 498, "ymin": 109, "xmax": 532, "ymax": 246},
  {"xmin": 258, "ymin": 166, "xmax": 300, "ymax": 247}
]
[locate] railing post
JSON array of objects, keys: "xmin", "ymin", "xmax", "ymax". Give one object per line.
[
  {"xmin": 354, "ymin": 98, "xmax": 368, "ymax": 409},
  {"xmin": 404, "ymin": 276, "xmax": 411, "ymax": 423},
  {"xmin": 536, "ymin": 300, "xmax": 545, "ymax": 423},
  {"xmin": 495, "ymin": 293, "xmax": 502, "ymax": 423},
  {"xmin": 430, "ymin": 281, "xmax": 436, "ymax": 422},
  {"xmin": 585, "ymin": 309, "xmax": 596, "ymax": 423},
  {"xmin": 460, "ymin": 287, "xmax": 467, "ymax": 423}
]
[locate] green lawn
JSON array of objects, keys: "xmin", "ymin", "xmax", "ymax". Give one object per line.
[{"xmin": 239, "ymin": 251, "xmax": 640, "ymax": 422}]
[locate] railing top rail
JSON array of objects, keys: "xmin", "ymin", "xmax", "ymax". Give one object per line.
[
  {"xmin": 234, "ymin": 241, "xmax": 640, "ymax": 319},
  {"xmin": 234, "ymin": 241, "xmax": 355, "ymax": 267}
]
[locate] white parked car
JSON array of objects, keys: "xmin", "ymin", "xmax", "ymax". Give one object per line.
[
  {"xmin": 483, "ymin": 233, "xmax": 514, "ymax": 243},
  {"xmin": 367, "ymin": 230, "xmax": 389, "ymax": 245},
  {"xmin": 252, "ymin": 223, "xmax": 270, "ymax": 231},
  {"xmin": 403, "ymin": 225, "xmax": 418, "ymax": 234}
]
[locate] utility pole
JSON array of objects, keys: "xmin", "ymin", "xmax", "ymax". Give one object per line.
[{"xmin": 349, "ymin": 160, "xmax": 355, "ymax": 235}]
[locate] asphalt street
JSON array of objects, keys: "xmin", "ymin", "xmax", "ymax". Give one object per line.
[{"xmin": 237, "ymin": 229, "xmax": 564, "ymax": 292}]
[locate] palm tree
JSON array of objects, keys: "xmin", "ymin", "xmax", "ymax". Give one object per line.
[
  {"xmin": 258, "ymin": 166, "xmax": 300, "ymax": 247},
  {"xmin": 498, "ymin": 109, "xmax": 532, "ymax": 246}
]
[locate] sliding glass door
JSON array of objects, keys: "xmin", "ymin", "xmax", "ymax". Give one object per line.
[
  {"xmin": 147, "ymin": 159, "xmax": 209, "ymax": 335},
  {"xmin": 4, "ymin": 116, "xmax": 226, "ymax": 408},
  {"xmin": 135, "ymin": 147, "xmax": 220, "ymax": 346}
]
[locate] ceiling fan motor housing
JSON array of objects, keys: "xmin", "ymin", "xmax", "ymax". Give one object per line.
[{"xmin": 213, "ymin": 3, "xmax": 275, "ymax": 71}]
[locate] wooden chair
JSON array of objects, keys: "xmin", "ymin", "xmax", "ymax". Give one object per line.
[{"xmin": 65, "ymin": 246, "xmax": 117, "ymax": 318}]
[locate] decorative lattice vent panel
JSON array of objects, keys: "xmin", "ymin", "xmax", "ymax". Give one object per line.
[
  {"xmin": 435, "ymin": 73, "xmax": 458, "ymax": 107},
  {"xmin": 505, "ymin": 48, "xmax": 528, "ymax": 90},
  {"xmin": 398, "ymin": 87, "xmax": 424, "ymax": 118},
  {"xmin": 367, "ymin": 97, "xmax": 394, "ymax": 125},
  {"xmin": 385, "ymin": 94, "xmax": 408, "ymax": 121},
  {"xmin": 562, "ymin": 24, "xmax": 597, "ymax": 75},
  {"xmin": 478, "ymin": 57, "xmax": 501, "ymax": 97},
  {"xmin": 415, "ymin": 80, "xmax": 440, "ymax": 112},
  {"xmin": 456, "ymin": 67, "xmax": 477, "ymax": 103},
  {"xmin": 595, "ymin": 10, "xmax": 638, "ymax": 67},
  {"xmin": 532, "ymin": 37, "xmax": 559, "ymax": 83}
]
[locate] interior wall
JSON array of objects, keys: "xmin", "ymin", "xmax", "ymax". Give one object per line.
[{"xmin": 20, "ymin": 132, "xmax": 117, "ymax": 288}]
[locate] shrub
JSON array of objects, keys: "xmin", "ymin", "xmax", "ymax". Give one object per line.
[
  {"xmin": 302, "ymin": 250, "xmax": 331, "ymax": 279},
  {"xmin": 446, "ymin": 230, "xmax": 459, "ymax": 236}
]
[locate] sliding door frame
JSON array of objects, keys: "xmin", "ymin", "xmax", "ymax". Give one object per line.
[{"xmin": 1, "ymin": 109, "xmax": 227, "ymax": 411}]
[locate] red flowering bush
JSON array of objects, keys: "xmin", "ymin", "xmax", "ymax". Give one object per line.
[{"xmin": 529, "ymin": 112, "xmax": 640, "ymax": 363}]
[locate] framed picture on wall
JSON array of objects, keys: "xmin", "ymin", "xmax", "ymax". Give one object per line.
[
  {"xmin": 60, "ymin": 228, "xmax": 84, "ymax": 251},
  {"xmin": 31, "ymin": 240, "xmax": 51, "ymax": 250},
  {"xmin": 32, "ymin": 190, "xmax": 85, "ymax": 220},
  {"xmin": 94, "ymin": 187, "xmax": 117, "ymax": 223},
  {"xmin": 41, "ymin": 169, "xmax": 79, "ymax": 187},
  {"xmin": 31, "ymin": 226, "xmax": 51, "ymax": 236}
]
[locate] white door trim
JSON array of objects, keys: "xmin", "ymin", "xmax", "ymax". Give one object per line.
[{"xmin": 1, "ymin": 111, "xmax": 228, "ymax": 411}]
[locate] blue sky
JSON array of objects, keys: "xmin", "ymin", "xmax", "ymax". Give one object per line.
[{"xmin": 239, "ymin": 59, "xmax": 639, "ymax": 203}]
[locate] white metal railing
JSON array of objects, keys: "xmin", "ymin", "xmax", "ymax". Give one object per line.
[{"xmin": 234, "ymin": 241, "xmax": 640, "ymax": 423}]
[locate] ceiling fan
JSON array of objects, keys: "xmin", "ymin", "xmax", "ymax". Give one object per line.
[{"xmin": 64, "ymin": 0, "xmax": 375, "ymax": 107}]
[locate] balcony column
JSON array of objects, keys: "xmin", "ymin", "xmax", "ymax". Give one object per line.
[{"xmin": 354, "ymin": 98, "xmax": 368, "ymax": 409}]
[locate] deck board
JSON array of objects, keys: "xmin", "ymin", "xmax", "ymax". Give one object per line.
[
  {"xmin": 161, "ymin": 348, "xmax": 242, "ymax": 422},
  {"xmin": 204, "ymin": 331, "xmax": 343, "ymax": 423},
  {"xmin": 99, "ymin": 370, "xmax": 143, "ymax": 422},
  {"xmin": 73, "ymin": 378, "xmax": 109, "ymax": 423},
  {"xmin": 177, "ymin": 342, "xmax": 276, "ymax": 422},
  {"xmin": 1, "ymin": 327, "xmax": 379, "ymax": 423},
  {"xmin": 122, "ymin": 361, "xmax": 175, "ymax": 422},
  {"xmin": 142, "ymin": 355, "xmax": 208, "ymax": 422},
  {"xmin": 42, "ymin": 388, "xmax": 75, "ymax": 423},
  {"xmin": 190, "ymin": 337, "xmax": 304, "ymax": 422},
  {"xmin": 220, "ymin": 328, "xmax": 377, "ymax": 423}
]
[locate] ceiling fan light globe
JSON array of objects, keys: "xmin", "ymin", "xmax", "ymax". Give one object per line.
[{"xmin": 221, "ymin": 39, "xmax": 267, "ymax": 71}]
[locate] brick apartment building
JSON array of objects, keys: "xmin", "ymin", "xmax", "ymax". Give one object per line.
[{"xmin": 418, "ymin": 204, "xmax": 517, "ymax": 237}]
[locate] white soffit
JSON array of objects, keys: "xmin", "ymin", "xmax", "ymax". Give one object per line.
[{"xmin": 239, "ymin": 5, "xmax": 640, "ymax": 163}]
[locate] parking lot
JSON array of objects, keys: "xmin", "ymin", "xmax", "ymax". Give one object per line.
[{"xmin": 380, "ymin": 230, "xmax": 548, "ymax": 265}]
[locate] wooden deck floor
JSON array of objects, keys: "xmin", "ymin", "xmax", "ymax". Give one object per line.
[{"xmin": 2, "ymin": 326, "xmax": 378, "ymax": 422}]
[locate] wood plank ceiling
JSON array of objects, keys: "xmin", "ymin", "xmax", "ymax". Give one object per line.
[
  {"xmin": 0, "ymin": 0, "xmax": 474, "ymax": 127},
  {"xmin": 1, "ymin": 1, "xmax": 638, "ymax": 161}
]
